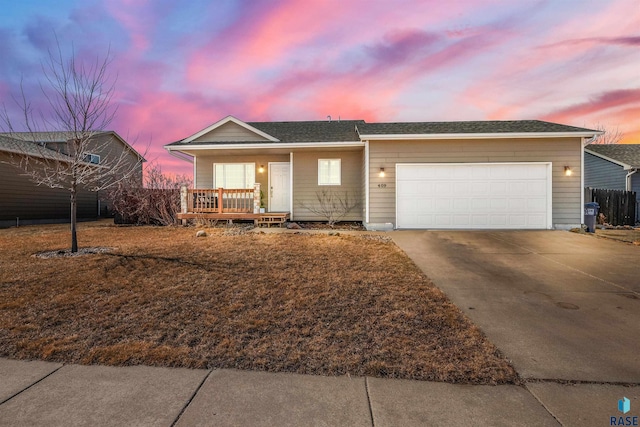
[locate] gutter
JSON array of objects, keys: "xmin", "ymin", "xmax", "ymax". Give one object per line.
[
  {"xmin": 164, "ymin": 141, "xmax": 365, "ymax": 150},
  {"xmin": 358, "ymin": 131, "xmax": 602, "ymax": 141}
]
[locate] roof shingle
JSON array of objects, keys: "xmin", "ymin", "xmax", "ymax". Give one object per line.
[
  {"xmin": 586, "ymin": 144, "xmax": 640, "ymax": 168},
  {"xmin": 357, "ymin": 120, "xmax": 597, "ymax": 135},
  {"xmin": 166, "ymin": 118, "xmax": 599, "ymax": 147}
]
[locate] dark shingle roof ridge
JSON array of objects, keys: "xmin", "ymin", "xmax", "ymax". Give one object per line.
[{"xmin": 247, "ymin": 119, "xmax": 364, "ymax": 124}]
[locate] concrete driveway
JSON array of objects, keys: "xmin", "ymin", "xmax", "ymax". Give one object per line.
[{"xmin": 391, "ymin": 230, "xmax": 640, "ymax": 383}]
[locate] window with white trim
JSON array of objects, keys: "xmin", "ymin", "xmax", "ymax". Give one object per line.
[
  {"xmin": 318, "ymin": 159, "xmax": 341, "ymax": 185},
  {"xmin": 214, "ymin": 163, "xmax": 255, "ymax": 188},
  {"xmin": 83, "ymin": 153, "xmax": 100, "ymax": 164}
]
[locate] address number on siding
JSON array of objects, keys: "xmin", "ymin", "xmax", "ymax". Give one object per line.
[{"xmin": 378, "ymin": 183, "xmax": 387, "ymax": 188}]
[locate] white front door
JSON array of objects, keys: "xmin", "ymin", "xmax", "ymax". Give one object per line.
[{"xmin": 269, "ymin": 162, "xmax": 290, "ymax": 212}]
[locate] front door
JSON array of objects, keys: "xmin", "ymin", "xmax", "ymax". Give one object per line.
[{"xmin": 269, "ymin": 162, "xmax": 290, "ymax": 212}]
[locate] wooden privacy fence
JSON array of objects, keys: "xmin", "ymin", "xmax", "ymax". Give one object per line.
[{"xmin": 584, "ymin": 187, "xmax": 637, "ymax": 226}]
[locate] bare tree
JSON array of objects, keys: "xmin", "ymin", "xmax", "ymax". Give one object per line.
[
  {"xmin": 298, "ymin": 189, "xmax": 360, "ymax": 226},
  {"xmin": 589, "ymin": 124, "xmax": 624, "ymax": 145},
  {"xmin": 1, "ymin": 41, "xmax": 143, "ymax": 252}
]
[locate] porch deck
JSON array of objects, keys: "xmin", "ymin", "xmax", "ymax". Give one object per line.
[
  {"xmin": 178, "ymin": 186, "xmax": 289, "ymax": 226},
  {"xmin": 176, "ymin": 211, "xmax": 289, "ymax": 226}
]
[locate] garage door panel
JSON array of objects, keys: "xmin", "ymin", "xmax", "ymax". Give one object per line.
[{"xmin": 397, "ymin": 163, "xmax": 550, "ymax": 229}]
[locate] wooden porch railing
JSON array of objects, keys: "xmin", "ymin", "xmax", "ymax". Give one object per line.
[{"xmin": 181, "ymin": 184, "xmax": 260, "ymax": 214}]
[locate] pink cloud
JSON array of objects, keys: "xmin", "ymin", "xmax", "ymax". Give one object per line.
[
  {"xmin": 103, "ymin": 0, "xmax": 155, "ymax": 53},
  {"xmin": 542, "ymin": 88, "xmax": 640, "ymax": 123},
  {"xmin": 541, "ymin": 35, "xmax": 640, "ymax": 49}
]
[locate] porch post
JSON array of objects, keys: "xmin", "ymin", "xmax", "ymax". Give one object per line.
[
  {"xmin": 180, "ymin": 186, "xmax": 188, "ymax": 225},
  {"xmin": 218, "ymin": 188, "xmax": 224, "ymax": 214},
  {"xmin": 253, "ymin": 182, "xmax": 261, "ymax": 214}
]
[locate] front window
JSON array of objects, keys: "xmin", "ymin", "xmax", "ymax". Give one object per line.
[
  {"xmin": 318, "ymin": 159, "xmax": 341, "ymax": 185},
  {"xmin": 214, "ymin": 163, "xmax": 255, "ymax": 188}
]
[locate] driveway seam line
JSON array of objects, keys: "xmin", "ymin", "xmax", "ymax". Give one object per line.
[
  {"xmin": 364, "ymin": 377, "xmax": 376, "ymax": 427},
  {"xmin": 523, "ymin": 383, "xmax": 564, "ymax": 426},
  {"xmin": 487, "ymin": 234, "xmax": 639, "ymax": 295},
  {"xmin": 0, "ymin": 363, "xmax": 64, "ymax": 406},
  {"xmin": 170, "ymin": 369, "xmax": 212, "ymax": 427}
]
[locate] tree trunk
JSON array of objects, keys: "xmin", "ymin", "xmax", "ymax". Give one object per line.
[{"xmin": 70, "ymin": 185, "xmax": 78, "ymax": 253}]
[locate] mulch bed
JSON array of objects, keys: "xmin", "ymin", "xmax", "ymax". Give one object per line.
[{"xmin": 0, "ymin": 222, "xmax": 517, "ymax": 384}]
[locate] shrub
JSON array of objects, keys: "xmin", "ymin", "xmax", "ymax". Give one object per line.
[{"xmin": 109, "ymin": 164, "xmax": 191, "ymax": 225}]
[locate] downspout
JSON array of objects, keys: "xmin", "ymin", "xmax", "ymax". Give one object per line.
[{"xmin": 625, "ymin": 169, "xmax": 637, "ymax": 192}]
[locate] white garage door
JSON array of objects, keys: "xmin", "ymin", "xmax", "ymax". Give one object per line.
[{"xmin": 396, "ymin": 163, "xmax": 551, "ymax": 229}]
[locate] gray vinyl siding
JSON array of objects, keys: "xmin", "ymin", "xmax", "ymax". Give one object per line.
[
  {"xmin": 368, "ymin": 137, "xmax": 583, "ymax": 228},
  {"xmin": 292, "ymin": 150, "xmax": 363, "ymax": 221},
  {"xmin": 0, "ymin": 153, "xmax": 97, "ymax": 224},
  {"xmin": 584, "ymin": 152, "xmax": 627, "ymax": 191},
  {"xmin": 193, "ymin": 122, "xmax": 268, "ymax": 142},
  {"xmin": 361, "ymin": 146, "xmax": 367, "ymax": 220},
  {"xmin": 194, "ymin": 154, "xmax": 289, "ymax": 209},
  {"xmin": 87, "ymin": 133, "xmax": 144, "ymax": 215}
]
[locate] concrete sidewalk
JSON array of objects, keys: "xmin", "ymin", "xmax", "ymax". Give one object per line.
[{"xmin": 1, "ymin": 358, "xmax": 639, "ymax": 426}]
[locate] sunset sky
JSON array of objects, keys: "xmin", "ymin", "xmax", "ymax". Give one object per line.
[{"xmin": 1, "ymin": 0, "xmax": 638, "ymax": 176}]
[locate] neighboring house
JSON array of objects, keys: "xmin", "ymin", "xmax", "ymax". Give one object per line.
[
  {"xmin": 0, "ymin": 131, "xmax": 144, "ymax": 228},
  {"xmin": 584, "ymin": 144, "xmax": 640, "ymax": 221},
  {"xmin": 165, "ymin": 116, "xmax": 600, "ymax": 230}
]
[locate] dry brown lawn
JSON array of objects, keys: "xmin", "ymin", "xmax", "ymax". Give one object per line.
[
  {"xmin": 596, "ymin": 228, "xmax": 640, "ymax": 245},
  {"xmin": 0, "ymin": 221, "xmax": 517, "ymax": 384}
]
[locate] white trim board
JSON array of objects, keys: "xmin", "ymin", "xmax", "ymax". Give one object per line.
[
  {"xmin": 166, "ymin": 141, "xmax": 364, "ymax": 151},
  {"xmin": 359, "ymin": 131, "xmax": 600, "ymax": 140}
]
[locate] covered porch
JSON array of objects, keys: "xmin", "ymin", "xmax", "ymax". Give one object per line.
[{"xmin": 178, "ymin": 184, "xmax": 289, "ymax": 226}]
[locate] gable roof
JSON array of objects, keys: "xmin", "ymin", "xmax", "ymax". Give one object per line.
[
  {"xmin": 585, "ymin": 144, "xmax": 640, "ymax": 169},
  {"xmin": 182, "ymin": 116, "xmax": 280, "ymax": 143},
  {"xmin": 168, "ymin": 117, "xmax": 364, "ymax": 146},
  {"xmin": 357, "ymin": 120, "xmax": 599, "ymax": 139},
  {"xmin": 165, "ymin": 117, "xmax": 600, "ymax": 150}
]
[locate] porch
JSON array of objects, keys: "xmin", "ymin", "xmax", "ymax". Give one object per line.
[{"xmin": 178, "ymin": 184, "xmax": 289, "ymax": 226}]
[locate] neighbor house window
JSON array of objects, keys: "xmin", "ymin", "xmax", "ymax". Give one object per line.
[
  {"xmin": 318, "ymin": 159, "xmax": 341, "ymax": 185},
  {"xmin": 83, "ymin": 153, "xmax": 100, "ymax": 164},
  {"xmin": 214, "ymin": 163, "xmax": 255, "ymax": 188}
]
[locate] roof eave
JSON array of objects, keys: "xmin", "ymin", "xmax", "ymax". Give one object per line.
[
  {"xmin": 358, "ymin": 131, "xmax": 601, "ymax": 140},
  {"xmin": 164, "ymin": 141, "xmax": 364, "ymax": 151},
  {"xmin": 584, "ymin": 148, "xmax": 634, "ymax": 169}
]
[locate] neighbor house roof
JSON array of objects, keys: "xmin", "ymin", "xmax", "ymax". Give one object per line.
[
  {"xmin": 585, "ymin": 144, "xmax": 640, "ymax": 169},
  {"xmin": 0, "ymin": 131, "xmax": 145, "ymax": 161},
  {"xmin": 0, "ymin": 134, "xmax": 73, "ymax": 162}
]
